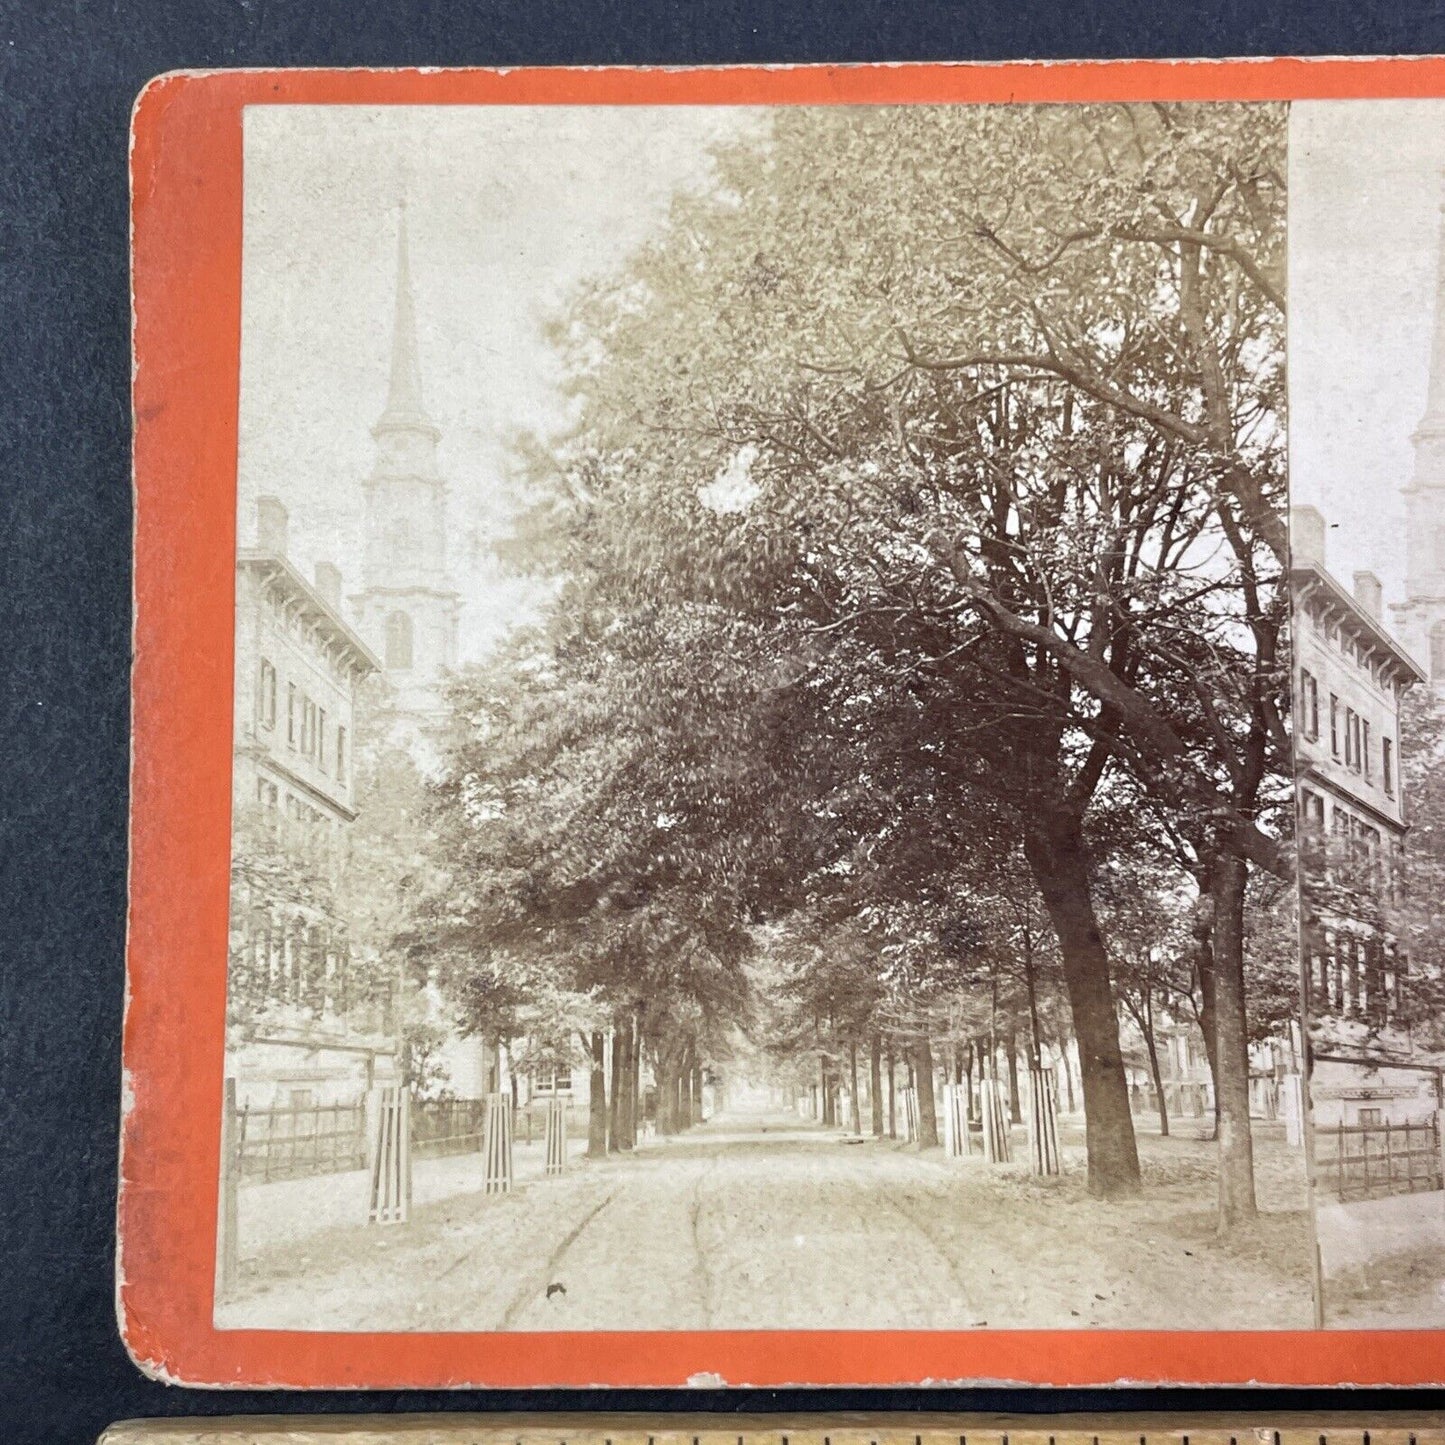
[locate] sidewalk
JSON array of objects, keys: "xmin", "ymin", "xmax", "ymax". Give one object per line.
[{"xmin": 236, "ymin": 1136, "xmax": 567, "ymax": 1260}]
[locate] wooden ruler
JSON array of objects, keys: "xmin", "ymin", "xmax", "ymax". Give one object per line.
[{"xmin": 98, "ymin": 1416, "xmax": 1445, "ymax": 1445}]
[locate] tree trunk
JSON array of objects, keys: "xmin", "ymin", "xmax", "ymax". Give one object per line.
[
  {"xmin": 1140, "ymin": 994, "xmax": 1170, "ymax": 1138},
  {"xmin": 848, "ymin": 1041, "xmax": 861, "ymax": 1135},
  {"xmin": 1006, "ymin": 1028, "xmax": 1023, "ymax": 1124},
  {"xmin": 1211, "ymin": 853, "xmax": 1258, "ymax": 1228},
  {"xmin": 588, "ymin": 1030, "xmax": 608, "ymax": 1158},
  {"xmin": 1024, "ymin": 808, "xmax": 1141, "ymax": 1198},
  {"xmin": 628, "ymin": 1015, "xmax": 642, "ymax": 1147},
  {"xmin": 608, "ymin": 1023, "xmax": 624, "ymax": 1152},
  {"xmin": 1022, "ymin": 920, "xmax": 1044, "ymax": 1069},
  {"xmin": 818, "ymin": 1053, "xmax": 832, "ymax": 1125},
  {"xmin": 1061, "ymin": 1038, "xmax": 1076, "ymax": 1114},
  {"xmin": 964, "ymin": 1042, "xmax": 975, "ymax": 1122},
  {"xmin": 1193, "ymin": 868, "xmax": 1221, "ymax": 1136},
  {"xmin": 692, "ymin": 1061, "xmax": 704, "ymax": 1125},
  {"xmin": 914, "ymin": 1037, "xmax": 940, "ymax": 1148},
  {"xmin": 887, "ymin": 1045, "xmax": 896, "ymax": 1138},
  {"xmin": 657, "ymin": 1060, "xmax": 676, "ymax": 1136},
  {"xmin": 869, "ymin": 1034, "xmax": 884, "ymax": 1137},
  {"xmin": 621, "ymin": 1019, "xmax": 638, "ymax": 1149}
]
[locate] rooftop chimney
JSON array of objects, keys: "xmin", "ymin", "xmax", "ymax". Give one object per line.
[
  {"xmin": 256, "ymin": 496, "xmax": 289, "ymax": 557},
  {"xmin": 1291, "ymin": 504, "xmax": 1327, "ymax": 568},
  {"xmin": 314, "ymin": 561, "xmax": 342, "ymax": 609},
  {"xmin": 1353, "ymin": 569, "xmax": 1384, "ymax": 622}
]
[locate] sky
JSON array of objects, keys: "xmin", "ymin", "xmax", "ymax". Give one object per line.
[
  {"xmin": 1290, "ymin": 100, "xmax": 1445, "ymax": 609},
  {"xmin": 238, "ymin": 101, "xmax": 1445, "ymax": 660},
  {"xmin": 238, "ymin": 104, "xmax": 760, "ymax": 659}
]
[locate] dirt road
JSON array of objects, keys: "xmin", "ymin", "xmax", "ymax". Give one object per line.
[{"xmin": 215, "ymin": 1111, "xmax": 1314, "ymax": 1332}]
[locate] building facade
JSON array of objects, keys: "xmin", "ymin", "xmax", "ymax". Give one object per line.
[
  {"xmin": 228, "ymin": 497, "xmax": 395, "ymax": 1107},
  {"xmin": 1292, "ymin": 504, "xmax": 1435, "ymax": 1128}
]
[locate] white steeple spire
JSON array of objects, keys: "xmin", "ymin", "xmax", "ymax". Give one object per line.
[
  {"xmin": 374, "ymin": 201, "xmax": 438, "ymax": 440},
  {"xmin": 1416, "ymin": 183, "xmax": 1445, "ymax": 457},
  {"xmin": 352, "ymin": 196, "xmax": 462, "ymax": 744},
  {"xmin": 1394, "ymin": 171, "xmax": 1445, "ymax": 679}
]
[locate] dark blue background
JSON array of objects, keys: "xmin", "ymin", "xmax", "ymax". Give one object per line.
[{"xmin": 5, "ymin": 2, "xmax": 1445, "ymax": 1441}]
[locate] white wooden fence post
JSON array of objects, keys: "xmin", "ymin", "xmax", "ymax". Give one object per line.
[
  {"xmin": 545, "ymin": 1094, "xmax": 567, "ymax": 1176},
  {"xmin": 1027, "ymin": 1066, "xmax": 1060, "ymax": 1175},
  {"xmin": 981, "ymin": 1077, "xmax": 1012, "ymax": 1164},
  {"xmin": 367, "ymin": 1085, "xmax": 412, "ymax": 1225},
  {"xmin": 483, "ymin": 1091, "xmax": 514, "ymax": 1194}
]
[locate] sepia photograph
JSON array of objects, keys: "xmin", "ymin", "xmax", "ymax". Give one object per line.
[
  {"xmin": 1290, "ymin": 98, "xmax": 1445, "ymax": 1328},
  {"xmin": 213, "ymin": 98, "xmax": 1311, "ymax": 1334}
]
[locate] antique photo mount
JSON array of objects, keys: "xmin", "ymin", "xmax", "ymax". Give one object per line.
[{"xmin": 123, "ymin": 59, "xmax": 1445, "ymax": 1390}]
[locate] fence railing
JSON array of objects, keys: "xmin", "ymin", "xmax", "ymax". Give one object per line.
[
  {"xmin": 515, "ymin": 1097, "xmax": 590, "ymax": 1145},
  {"xmin": 234, "ymin": 1099, "xmax": 369, "ymax": 1182},
  {"xmin": 230, "ymin": 1092, "xmax": 587, "ymax": 1180},
  {"xmin": 412, "ymin": 1097, "xmax": 488, "ymax": 1157},
  {"xmin": 1317, "ymin": 1117, "xmax": 1443, "ymax": 1202}
]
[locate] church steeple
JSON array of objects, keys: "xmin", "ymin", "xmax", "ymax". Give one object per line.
[
  {"xmin": 351, "ymin": 202, "xmax": 461, "ymax": 739},
  {"xmin": 1419, "ymin": 187, "xmax": 1445, "ymax": 445},
  {"xmin": 1394, "ymin": 174, "xmax": 1445, "ymax": 680},
  {"xmin": 374, "ymin": 206, "xmax": 439, "ymax": 440}
]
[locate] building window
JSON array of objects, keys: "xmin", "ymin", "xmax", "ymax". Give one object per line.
[
  {"xmin": 287, "ymin": 683, "xmax": 298, "ymax": 748},
  {"xmin": 533, "ymin": 1067, "xmax": 573, "ymax": 1096},
  {"xmin": 1362, "ymin": 719, "xmax": 1372, "ymax": 781},
  {"xmin": 1358, "ymin": 1106, "xmax": 1383, "ymax": 1127},
  {"xmin": 1384, "ymin": 736, "xmax": 1395, "ymax": 797},
  {"xmin": 336, "ymin": 725, "xmax": 348, "ymax": 784},
  {"xmin": 1299, "ymin": 668, "xmax": 1320, "ymax": 741},
  {"xmin": 1344, "ymin": 708, "xmax": 1362, "ymax": 772},
  {"xmin": 318, "ymin": 708, "xmax": 328, "ymax": 772},
  {"xmin": 257, "ymin": 658, "xmax": 277, "ymax": 729},
  {"xmin": 385, "ymin": 611, "xmax": 414, "ymax": 671},
  {"xmin": 1329, "ymin": 694, "xmax": 1341, "ymax": 758}
]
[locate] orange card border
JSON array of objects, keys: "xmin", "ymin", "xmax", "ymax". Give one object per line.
[{"xmin": 124, "ymin": 57, "xmax": 1445, "ymax": 1389}]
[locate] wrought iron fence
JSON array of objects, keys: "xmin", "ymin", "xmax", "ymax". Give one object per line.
[
  {"xmin": 412, "ymin": 1097, "xmax": 488, "ymax": 1156},
  {"xmin": 1317, "ymin": 1116, "xmax": 1443, "ymax": 1201},
  {"xmin": 516, "ymin": 1097, "xmax": 590, "ymax": 1145},
  {"xmin": 229, "ymin": 1091, "xmax": 590, "ymax": 1180},
  {"xmin": 233, "ymin": 1099, "xmax": 369, "ymax": 1181}
]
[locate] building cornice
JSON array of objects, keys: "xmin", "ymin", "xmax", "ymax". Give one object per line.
[
  {"xmin": 246, "ymin": 749, "xmax": 359, "ymax": 823},
  {"xmin": 1297, "ymin": 762, "xmax": 1408, "ymax": 836},
  {"xmin": 239, "ymin": 551, "xmax": 383, "ymax": 678},
  {"xmin": 1291, "ymin": 562, "xmax": 1427, "ymax": 686}
]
